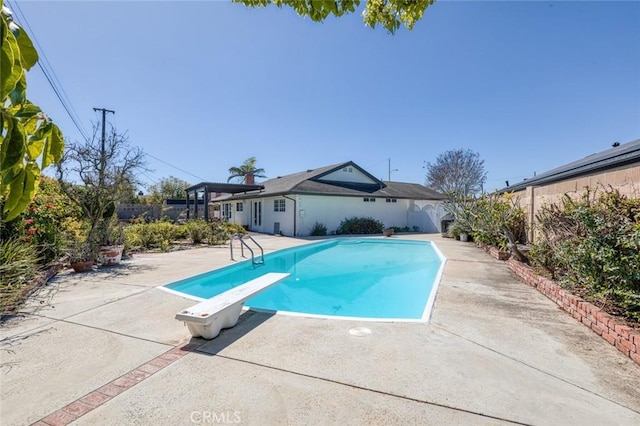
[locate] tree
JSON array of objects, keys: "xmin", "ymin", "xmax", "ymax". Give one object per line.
[
  {"xmin": 425, "ymin": 149, "xmax": 487, "ymax": 196},
  {"xmin": 227, "ymin": 157, "xmax": 266, "ymax": 184},
  {"xmin": 56, "ymin": 124, "xmax": 146, "ymax": 252},
  {"xmin": 146, "ymin": 176, "xmax": 191, "ymax": 204},
  {"xmin": 1, "ymin": 2, "xmax": 64, "ymax": 222},
  {"xmin": 234, "ymin": 0, "xmax": 435, "ymax": 34}
]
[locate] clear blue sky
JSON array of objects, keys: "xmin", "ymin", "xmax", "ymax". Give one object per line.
[{"xmin": 10, "ymin": 0, "xmax": 640, "ymax": 191}]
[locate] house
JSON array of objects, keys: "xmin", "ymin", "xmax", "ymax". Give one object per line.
[
  {"xmin": 207, "ymin": 161, "xmax": 447, "ymax": 237},
  {"xmin": 501, "ymin": 138, "xmax": 640, "ymax": 241}
]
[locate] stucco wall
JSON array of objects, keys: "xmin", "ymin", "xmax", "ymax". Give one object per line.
[
  {"xmin": 512, "ymin": 163, "xmax": 640, "ymax": 241},
  {"xmin": 225, "ymin": 194, "xmax": 446, "ymax": 237}
]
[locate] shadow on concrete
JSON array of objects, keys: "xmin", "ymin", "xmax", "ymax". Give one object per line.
[{"xmin": 187, "ymin": 310, "xmax": 276, "ymax": 356}]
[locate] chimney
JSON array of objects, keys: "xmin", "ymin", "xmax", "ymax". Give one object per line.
[{"xmin": 245, "ymin": 173, "xmax": 255, "ymax": 185}]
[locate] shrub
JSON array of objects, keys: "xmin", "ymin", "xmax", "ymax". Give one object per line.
[
  {"xmin": 186, "ymin": 220, "xmax": 209, "ymax": 244},
  {"xmin": 0, "ymin": 237, "xmax": 41, "ymax": 313},
  {"xmin": 310, "ymin": 222, "xmax": 328, "ymax": 236},
  {"xmin": 530, "ymin": 187, "xmax": 640, "ymax": 321},
  {"xmin": 336, "ymin": 217, "xmax": 384, "ymax": 235}
]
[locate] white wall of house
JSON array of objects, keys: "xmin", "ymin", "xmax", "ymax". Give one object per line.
[{"xmin": 227, "ymin": 194, "xmax": 445, "ymax": 237}]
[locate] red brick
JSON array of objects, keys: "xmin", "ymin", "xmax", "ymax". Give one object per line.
[
  {"xmin": 62, "ymin": 400, "xmax": 94, "ymax": 417},
  {"xmin": 615, "ymin": 339, "xmax": 631, "ymax": 356},
  {"xmin": 571, "ymin": 311, "xmax": 582, "ymax": 322},
  {"xmin": 32, "ymin": 422, "xmax": 50, "ymax": 426},
  {"xmin": 41, "ymin": 410, "xmax": 77, "ymax": 426},
  {"xmin": 158, "ymin": 352, "xmax": 182, "ymax": 362},
  {"xmin": 591, "ymin": 323, "xmax": 605, "ymax": 336},
  {"xmin": 111, "ymin": 376, "xmax": 138, "ymax": 389},
  {"xmin": 614, "ymin": 324, "xmax": 633, "ymax": 340},
  {"xmin": 581, "ymin": 317, "xmax": 594, "ymax": 328},
  {"xmin": 80, "ymin": 391, "xmax": 111, "ymax": 407},
  {"xmin": 124, "ymin": 369, "xmax": 151, "ymax": 382},
  {"xmin": 633, "ymin": 333, "xmax": 640, "ymax": 347},
  {"xmin": 602, "ymin": 331, "xmax": 617, "ymax": 345},
  {"xmin": 149, "ymin": 357, "xmax": 173, "ymax": 368},
  {"xmin": 96, "ymin": 383, "xmax": 127, "ymax": 398},
  {"xmin": 618, "ymin": 338, "xmax": 636, "ymax": 354},
  {"xmin": 138, "ymin": 362, "xmax": 163, "ymax": 374},
  {"xmin": 631, "ymin": 351, "xmax": 640, "ymax": 365}
]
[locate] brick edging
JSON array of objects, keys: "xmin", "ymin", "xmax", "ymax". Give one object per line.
[
  {"xmin": 33, "ymin": 342, "xmax": 202, "ymax": 426},
  {"xmin": 475, "ymin": 242, "xmax": 511, "ymax": 260},
  {"xmin": 506, "ymin": 258, "xmax": 640, "ymax": 366}
]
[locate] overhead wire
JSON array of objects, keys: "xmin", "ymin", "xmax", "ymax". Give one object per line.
[
  {"xmin": 7, "ymin": 1, "xmax": 207, "ymax": 184},
  {"xmin": 7, "ymin": 0, "xmax": 90, "ymax": 141}
]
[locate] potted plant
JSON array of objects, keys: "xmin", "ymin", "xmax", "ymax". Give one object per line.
[
  {"xmin": 67, "ymin": 241, "xmax": 95, "ymax": 273},
  {"xmin": 97, "ymin": 217, "xmax": 125, "ymax": 266}
]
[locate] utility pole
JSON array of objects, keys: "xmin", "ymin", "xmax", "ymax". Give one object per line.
[
  {"xmin": 93, "ymin": 107, "xmax": 115, "ymax": 187},
  {"xmin": 388, "ymin": 158, "xmax": 398, "ymax": 182}
]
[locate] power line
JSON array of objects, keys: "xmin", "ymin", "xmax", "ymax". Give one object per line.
[
  {"xmin": 145, "ymin": 152, "xmax": 207, "ymax": 182},
  {"xmin": 7, "ymin": 0, "xmax": 90, "ymax": 141}
]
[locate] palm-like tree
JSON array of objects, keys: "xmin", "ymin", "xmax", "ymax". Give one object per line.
[{"xmin": 227, "ymin": 157, "xmax": 266, "ymax": 183}]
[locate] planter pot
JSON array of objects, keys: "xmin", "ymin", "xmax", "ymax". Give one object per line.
[
  {"xmin": 71, "ymin": 260, "xmax": 94, "ymax": 273},
  {"xmin": 99, "ymin": 245, "xmax": 124, "ymax": 266},
  {"xmin": 382, "ymin": 228, "xmax": 394, "ymax": 237},
  {"xmin": 459, "ymin": 233, "xmax": 469, "ymax": 242}
]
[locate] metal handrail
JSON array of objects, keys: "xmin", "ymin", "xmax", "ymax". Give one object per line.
[{"xmin": 230, "ymin": 233, "xmax": 264, "ymax": 266}]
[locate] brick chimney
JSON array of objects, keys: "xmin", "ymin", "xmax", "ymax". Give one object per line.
[{"xmin": 245, "ymin": 173, "xmax": 254, "ymax": 185}]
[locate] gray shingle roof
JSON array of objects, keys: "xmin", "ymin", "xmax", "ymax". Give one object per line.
[
  {"xmin": 502, "ymin": 138, "xmax": 640, "ymax": 192},
  {"xmin": 223, "ymin": 161, "xmax": 445, "ymax": 201}
]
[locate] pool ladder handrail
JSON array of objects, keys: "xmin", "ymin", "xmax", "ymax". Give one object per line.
[{"xmin": 230, "ymin": 233, "xmax": 264, "ymax": 266}]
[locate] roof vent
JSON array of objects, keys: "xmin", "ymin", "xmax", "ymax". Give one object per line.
[
  {"xmin": 612, "ymin": 142, "xmax": 620, "ymax": 147},
  {"xmin": 306, "ymin": 169, "xmax": 313, "ymax": 173}
]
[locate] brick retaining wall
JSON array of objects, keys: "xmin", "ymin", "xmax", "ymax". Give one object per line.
[{"xmin": 506, "ymin": 257, "xmax": 640, "ymax": 366}]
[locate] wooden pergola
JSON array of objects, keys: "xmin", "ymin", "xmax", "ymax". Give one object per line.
[{"xmin": 185, "ymin": 182, "xmax": 264, "ymax": 221}]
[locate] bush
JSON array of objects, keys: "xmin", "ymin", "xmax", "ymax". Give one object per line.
[
  {"xmin": 336, "ymin": 217, "xmax": 384, "ymax": 235},
  {"xmin": 186, "ymin": 220, "xmax": 209, "ymax": 244},
  {"xmin": 310, "ymin": 222, "xmax": 328, "ymax": 236},
  {"xmin": 0, "ymin": 237, "xmax": 41, "ymax": 313},
  {"xmin": 530, "ymin": 187, "xmax": 640, "ymax": 321}
]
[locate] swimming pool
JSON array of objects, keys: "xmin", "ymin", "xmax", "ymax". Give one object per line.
[{"xmin": 165, "ymin": 238, "xmax": 445, "ymax": 321}]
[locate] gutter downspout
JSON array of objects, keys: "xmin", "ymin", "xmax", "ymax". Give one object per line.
[{"xmin": 283, "ymin": 195, "xmax": 297, "ymax": 237}]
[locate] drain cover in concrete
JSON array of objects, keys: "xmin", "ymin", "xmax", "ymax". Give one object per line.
[{"xmin": 349, "ymin": 327, "xmax": 371, "ymax": 337}]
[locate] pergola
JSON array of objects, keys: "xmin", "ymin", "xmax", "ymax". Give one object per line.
[{"xmin": 185, "ymin": 182, "xmax": 264, "ymax": 221}]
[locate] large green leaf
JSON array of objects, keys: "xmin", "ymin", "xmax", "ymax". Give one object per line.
[
  {"xmin": 14, "ymin": 21, "xmax": 38, "ymax": 70},
  {"xmin": 42, "ymin": 124, "xmax": 64, "ymax": 169},
  {"xmin": 0, "ymin": 19, "xmax": 23, "ymax": 101},
  {"xmin": 0, "ymin": 116, "xmax": 25, "ymax": 171}
]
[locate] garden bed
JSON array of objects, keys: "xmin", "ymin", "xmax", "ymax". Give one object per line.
[{"xmin": 506, "ymin": 257, "xmax": 640, "ymax": 366}]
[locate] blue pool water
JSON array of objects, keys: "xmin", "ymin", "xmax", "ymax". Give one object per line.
[{"xmin": 165, "ymin": 238, "xmax": 444, "ymax": 320}]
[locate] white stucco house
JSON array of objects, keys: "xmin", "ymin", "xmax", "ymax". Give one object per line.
[{"xmin": 201, "ymin": 161, "xmax": 446, "ymax": 237}]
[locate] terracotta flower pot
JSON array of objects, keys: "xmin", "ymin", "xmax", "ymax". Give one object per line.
[{"xmin": 71, "ymin": 260, "xmax": 94, "ymax": 273}]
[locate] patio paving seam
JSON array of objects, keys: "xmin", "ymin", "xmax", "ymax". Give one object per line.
[
  {"xmin": 32, "ymin": 341, "xmax": 202, "ymax": 426},
  {"xmin": 431, "ymin": 323, "xmax": 640, "ymax": 415},
  {"xmin": 203, "ymin": 351, "xmax": 532, "ymax": 426}
]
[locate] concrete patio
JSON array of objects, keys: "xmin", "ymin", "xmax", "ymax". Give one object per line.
[{"xmin": 1, "ymin": 234, "xmax": 639, "ymax": 425}]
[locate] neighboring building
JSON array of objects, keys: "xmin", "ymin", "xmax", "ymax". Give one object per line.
[
  {"xmin": 209, "ymin": 161, "xmax": 447, "ymax": 237},
  {"xmin": 501, "ymin": 138, "xmax": 640, "ymax": 241}
]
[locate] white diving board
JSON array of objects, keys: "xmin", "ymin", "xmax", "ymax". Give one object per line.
[{"xmin": 175, "ymin": 272, "xmax": 290, "ymax": 339}]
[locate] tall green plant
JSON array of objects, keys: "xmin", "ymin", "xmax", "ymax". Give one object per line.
[
  {"xmin": 1, "ymin": 2, "xmax": 64, "ymax": 222},
  {"xmin": 531, "ymin": 188, "xmax": 640, "ymax": 321}
]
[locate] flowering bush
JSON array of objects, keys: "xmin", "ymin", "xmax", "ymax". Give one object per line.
[{"xmin": 1, "ymin": 177, "xmax": 84, "ymax": 264}]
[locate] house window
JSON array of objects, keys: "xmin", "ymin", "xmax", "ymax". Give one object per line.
[
  {"xmin": 386, "ymin": 198, "xmax": 397, "ymax": 203},
  {"xmin": 236, "ymin": 202, "xmax": 243, "ymax": 212},
  {"xmin": 363, "ymin": 197, "xmax": 376, "ymax": 202},
  {"xmin": 342, "ymin": 167, "xmax": 353, "ymax": 173},
  {"xmin": 274, "ymin": 199, "xmax": 286, "ymax": 212}
]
